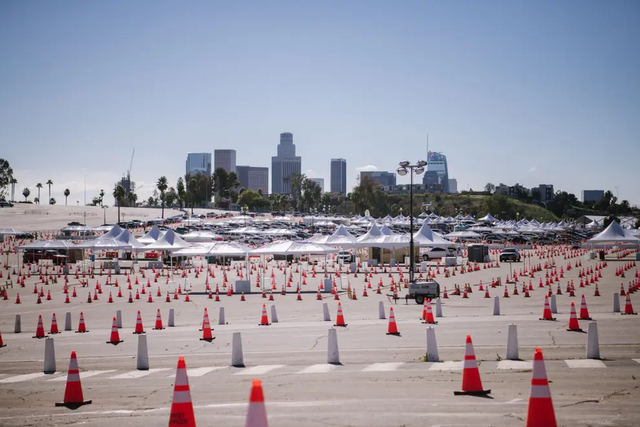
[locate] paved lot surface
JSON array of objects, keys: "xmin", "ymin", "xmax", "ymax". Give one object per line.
[{"xmin": 1, "ymin": 246, "xmax": 640, "ymax": 426}]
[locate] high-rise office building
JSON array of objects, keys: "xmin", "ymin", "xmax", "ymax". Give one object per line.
[
  {"xmin": 237, "ymin": 166, "xmax": 269, "ymax": 194},
  {"xmin": 214, "ymin": 149, "xmax": 237, "ymax": 174},
  {"xmin": 271, "ymin": 132, "xmax": 302, "ymax": 194},
  {"xmin": 448, "ymin": 178, "xmax": 458, "ymax": 194},
  {"xmin": 309, "ymin": 178, "xmax": 324, "ymax": 192},
  {"xmin": 330, "ymin": 158, "xmax": 347, "ymax": 193},
  {"xmin": 538, "ymin": 184, "xmax": 555, "ymax": 202},
  {"xmin": 186, "ymin": 153, "xmax": 212, "ymax": 176},
  {"xmin": 425, "ymin": 151, "xmax": 449, "ymax": 193},
  {"xmin": 360, "ymin": 171, "xmax": 396, "ymax": 188},
  {"xmin": 582, "ymin": 190, "xmax": 604, "ymax": 203}
]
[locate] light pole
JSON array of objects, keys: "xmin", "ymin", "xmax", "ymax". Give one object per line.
[{"xmin": 397, "ymin": 160, "xmax": 426, "ymax": 284}]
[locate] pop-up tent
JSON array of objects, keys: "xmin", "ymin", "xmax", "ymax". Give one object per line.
[
  {"xmin": 138, "ymin": 225, "xmax": 165, "ymax": 244},
  {"xmin": 587, "ymin": 221, "xmax": 640, "ymax": 245}
]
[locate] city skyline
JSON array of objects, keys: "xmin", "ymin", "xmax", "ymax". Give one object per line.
[{"xmin": 1, "ymin": 2, "xmax": 638, "ymax": 205}]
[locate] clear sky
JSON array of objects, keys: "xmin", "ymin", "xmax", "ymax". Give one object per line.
[{"xmin": 1, "ymin": 0, "xmax": 639, "ymax": 207}]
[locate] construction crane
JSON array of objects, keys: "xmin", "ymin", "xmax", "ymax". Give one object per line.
[
  {"xmin": 119, "ymin": 149, "xmax": 136, "ymax": 194},
  {"xmin": 128, "ymin": 149, "xmax": 135, "ymax": 184}
]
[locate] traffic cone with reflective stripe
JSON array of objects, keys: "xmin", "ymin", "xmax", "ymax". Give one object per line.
[
  {"xmin": 168, "ymin": 356, "xmax": 196, "ymax": 426},
  {"xmin": 539, "ymin": 296, "xmax": 556, "ymax": 321},
  {"xmin": 423, "ymin": 299, "xmax": 438, "ymax": 324},
  {"xmin": 622, "ymin": 294, "xmax": 637, "ymax": 315},
  {"xmin": 55, "ymin": 351, "xmax": 92, "ymax": 408},
  {"xmin": 525, "ymin": 348, "xmax": 557, "ymax": 427},
  {"xmin": 76, "ymin": 312, "xmax": 88, "ymax": 333},
  {"xmin": 50, "ymin": 313, "xmax": 60, "ymax": 334},
  {"xmin": 33, "ymin": 315, "xmax": 46, "ymax": 338},
  {"xmin": 200, "ymin": 310, "xmax": 214, "ymax": 341},
  {"xmin": 567, "ymin": 302, "xmax": 582, "ymax": 332},
  {"xmin": 579, "ymin": 295, "xmax": 592, "ymax": 320},
  {"xmin": 153, "ymin": 309, "xmax": 164, "ymax": 330},
  {"xmin": 245, "ymin": 379, "xmax": 269, "ymax": 427},
  {"xmin": 386, "ymin": 307, "xmax": 400, "ymax": 336},
  {"xmin": 106, "ymin": 317, "xmax": 123, "ymax": 344},
  {"xmin": 258, "ymin": 304, "xmax": 270, "ymax": 326},
  {"xmin": 0, "ymin": 330, "xmax": 5, "ymax": 347},
  {"xmin": 334, "ymin": 302, "xmax": 347, "ymax": 327},
  {"xmin": 133, "ymin": 311, "xmax": 145, "ymax": 334},
  {"xmin": 454, "ymin": 335, "xmax": 491, "ymax": 396}
]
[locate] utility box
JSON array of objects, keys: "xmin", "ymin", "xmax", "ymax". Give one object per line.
[
  {"xmin": 323, "ymin": 278, "xmax": 333, "ymax": 293},
  {"xmin": 468, "ymin": 244, "xmax": 489, "ymax": 263},
  {"xmin": 235, "ymin": 280, "xmax": 251, "ymax": 294}
]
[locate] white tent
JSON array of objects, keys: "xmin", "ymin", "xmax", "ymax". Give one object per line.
[
  {"xmin": 354, "ymin": 224, "xmax": 388, "ymax": 248},
  {"xmin": 250, "ymin": 240, "xmax": 338, "ymax": 256},
  {"xmin": 478, "ymin": 214, "xmax": 497, "ymax": 222},
  {"xmin": 18, "ymin": 240, "xmax": 78, "ymax": 250},
  {"xmin": 412, "ymin": 222, "xmax": 453, "ymax": 248},
  {"xmin": 75, "ymin": 238, "xmax": 132, "ymax": 250},
  {"xmin": 181, "ymin": 231, "xmax": 224, "ymax": 242},
  {"xmin": 324, "ymin": 225, "xmax": 357, "ymax": 247},
  {"xmin": 172, "ymin": 242, "xmax": 251, "ymax": 257},
  {"xmin": 144, "ymin": 229, "xmax": 191, "ymax": 251},
  {"xmin": 101, "ymin": 224, "xmax": 124, "ymax": 239},
  {"xmin": 115, "ymin": 229, "xmax": 145, "ymax": 249},
  {"xmin": 379, "ymin": 225, "xmax": 395, "ymax": 236},
  {"xmin": 587, "ymin": 221, "xmax": 640, "ymax": 245},
  {"xmin": 138, "ymin": 225, "xmax": 164, "ymax": 244}
]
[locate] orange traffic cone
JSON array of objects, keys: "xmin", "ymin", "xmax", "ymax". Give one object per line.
[
  {"xmin": 106, "ymin": 317, "xmax": 123, "ymax": 344},
  {"xmin": 153, "ymin": 309, "xmax": 164, "ymax": 330},
  {"xmin": 168, "ymin": 356, "xmax": 196, "ymax": 426},
  {"xmin": 567, "ymin": 302, "xmax": 582, "ymax": 332},
  {"xmin": 55, "ymin": 351, "xmax": 92, "ymax": 408},
  {"xmin": 200, "ymin": 310, "xmax": 214, "ymax": 341},
  {"xmin": 245, "ymin": 379, "xmax": 269, "ymax": 427},
  {"xmin": 50, "ymin": 313, "xmax": 60, "ymax": 334},
  {"xmin": 33, "ymin": 314, "xmax": 47, "ymax": 338},
  {"xmin": 133, "ymin": 311, "xmax": 145, "ymax": 334},
  {"xmin": 539, "ymin": 296, "xmax": 556, "ymax": 321},
  {"xmin": 334, "ymin": 302, "xmax": 347, "ymax": 327},
  {"xmin": 454, "ymin": 335, "xmax": 491, "ymax": 396},
  {"xmin": 622, "ymin": 294, "xmax": 637, "ymax": 315},
  {"xmin": 386, "ymin": 307, "xmax": 400, "ymax": 336},
  {"xmin": 259, "ymin": 304, "xmax": 270, "ymax": 326},
  {"xmin": 525, "ymin": 348, "xmax": 557, "ymax": 427},
  {"xmin": 579, "ymin": 295, "xmax": 592, "ymax": 320},
  {"xmin": 76, "ymin": 312, "xmax": 88, "ymax": 333},
  {"xmin": 0, "ymin": 330, "xmax": 5, "ymax": 347},
  {"xmin": 423, "ymin": 299, "xmax": 437, "ymax": 324}
]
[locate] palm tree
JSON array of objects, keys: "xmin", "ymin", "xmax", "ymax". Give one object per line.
[
  {"xmin": 156, "ymin": 176, "xmax": 168, "ymax": 218},
  {"xmin": 113, "ymin": 184, "xmax": 126, "ymax": 223},
  {"xmin": 36, "ymin": 183, "xmax": 43, "ymax": 204},
  {"xmin": 46, "ymin": 179, "xmax": 53, "ymax": 203},
  {"xmin": 176, "ymin": 178, "xmax": 185, "ymax": 210},
  {"xmin": 63, "ymin": 188, "xmax": 70, "ymax": 205},
  {"xmin": 187, "ymin": 177, "xmax": 198, "ymax": 215},
  {"xmin": 99, "ymin": 189, "xmax": 105, "ymax": 207},
  {"xmin": 10, "ymin": 178, "xmax": 17, "ymax": 202},
  {"xmin": 22, "ymin": 187, "xmax": 30, "ymax": 201}
]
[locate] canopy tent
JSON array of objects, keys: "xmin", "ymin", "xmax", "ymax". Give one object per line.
[
  {"xmin": 324, "ymin": 225, "xmax": 357, "ymax": 247},
  {"xmin": 75, "ymin": 238, "xmax": 132, "ymax": 250},
  {"xmin": 379, "ymin": 225, "xmax": 395, "ymax": 236},
  {"xmin": 93, "ymin": 225, "xmax": 115, "ymax": 232},
  {"xmin": 172, "ymin": 242, "xmax": 251, "ymax": 257},
  {"xmin": 18, "ymin": 240, "xmax": 78, "ymax": 250},
  {"xmin": 478, "ymin": 214, "xmax": 497, "ymax": 222},
  {"xmin": 0, "ymin": 227, "xmax": 27, "ymax": 236},
  {"xmin": 181, "ymin": 230, "xmax": 224, "ymax": 242},
  {"xmin": 412, "ymin": 222, "xmax": 454, "ymax": 248},
  {"xmin": 354, "ymin": 224, "xmax": 388, "ymax": 248},
  {"xmin": 587, "ymin": 221, "xmax": 640, "ymax": 245},
  {"xmin": 114, "ymin": 229, "xmax": 145, "ymax": 249},
  {"xmin": 250, "ymin": 240, "xmax": 338, "ymax": 256},
  {"xmin": 138, "ymin": 225, "xmax": 164, "ymax": 244},
  {"xmin": 170, "ymin": 243, "xmax": 216, "ymax": 257},
  {"xmin": 144, "ymin": 229, "xmax": 191, "ymax": 251},
  {"xmin": 101, "ymin": 224, "xmax": 124, "ymax": 239}
]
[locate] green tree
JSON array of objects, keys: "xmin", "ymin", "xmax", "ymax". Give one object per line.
[
  {"xmin": 603, "ymin": 215, "xmax": 620, "ymax": 229},
  {"xmin": 113, "ymin": 184, "xmax": 126, "ymax": 223},
  {"xmin": 49, "ymin": 197, "xmax": 56, "ymax": 205},
  {"xmin": 156, "ymin": 176, "xmax": 168, "ymax": 218},
  {"xmin": 63, "ymin": 188, "xmax": 70, "ymax": 205},
  {"xmin": 237, "ymin": 189, "xmax": 271, "ymax": 211},
  {"xmin": 0, "ymin": 158, "xmax": 14, "ymax": 200},
  {"xmin": 99, "ymin": 189, "xmax": 105, "ymax": 207},
  {"xmin": 285, "ymin": 173, "xmax": 305, "ymax": 211},
  {"xmin": 22, "ymin": 187, "xmax": 30, "ymax": 201},
  {"xmin": 164, "ymin": 187, "xmax": 177, "ymax": 209},
  {"xmin": 301, "ymin": 178, "xmax": 322, "ymax": 212},
  {"xmin": 46, "ymin": 179, "xmax": 53, "ymax": 203},
  {"xmin": 127, "ymin": 191, "xmax": 137, "ymax": 207},
  {"xmin": 10, "ymin": 177, "xmax": 17, "ymax": 201},
  {"xmin": 484, "ymin": 183, "xmax": 495, "ymax": 193},
  {"xmin": 176, "ymin": 177, "xmax": 186, "ymax": 209},
  {"xmin": 36, "ymin": 183, "xmax": 43, "ymax": 204},
  {"xmin": 187, "ymin": 176, "xmax": 198, "ymax": 214}
]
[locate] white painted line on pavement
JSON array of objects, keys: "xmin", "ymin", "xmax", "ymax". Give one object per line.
[
  {"xmin": 362, "ymin": 362, "xmax": 405, "ymax": 372},
  {"xmin": 0, "ymin": 372, "xmax": 46, "ymax": 383},
  {"xmin": 564, "ymin": 359, "xmax": 607, "ymax": 368},
  {"xmin": 234, "ymin": 365, "xmax": 284, "ymax": 376},
  {"xmin": 497, "ymin": 360, "xmax": 533, "ymax": 370},
  {"xmin": 633, "ymin": 359, "xmax": 640, "ymax": 364},
  {"xmin": 109, "ymin": 368, "xmax": 170, "ymax": 379},
  {"xmin": 183, "ymin": 367, "xmax": 224, "ymax": 377},
  {"xmin": 49, "ymin": 370, "xmax": 116, "ymax": 382},
  {"xmin": 428, "ymin": 361, "xmax": 463, "ymax": 371},
  {"xmin": 297, "ymin": 364, "xmax": 337, "ymax": 374}
]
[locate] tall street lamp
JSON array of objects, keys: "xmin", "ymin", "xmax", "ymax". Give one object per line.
[{"xmin": 396, "ymin": 160, "xmax": 427, "ymax": 284}]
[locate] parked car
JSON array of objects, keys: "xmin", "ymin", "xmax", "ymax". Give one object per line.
[
  {"xmin": 337, "ymin": 250, "xmax": 355, "ymax": 263},
  {"xmin": 499, "ymin": 248, "xmax": 521, "ymax": 262},
  {"xmin": 421, "ymin": 247, "xmax": 455, "ymax": 261},
  {"xmin": 0, "ymin": 201, "xmax": 14, "ymax": 207}
]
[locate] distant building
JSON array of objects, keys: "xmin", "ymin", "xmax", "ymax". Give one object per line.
[
  {"xmin": 237, "ymin": 166, "xmax": 269, "ymax": 194},
  {"xmin": 448, "ymin": 178, "xmax": 458, "ymax": 194},
  {"xmin": 214, "ymin": 149, "xmax": 237, "ymax": 174},
  {"xmin": 495, "ymin": 183, "xmax": 530, "ymax": 198},
  {"xmin": 308, "ymin": 178, "xmax": 324, "ymax": 192},
  {"xmin": 186, "ymin": 153, "xmax": 212, "ymax": 176},
  {"xmin": 538, "ymin": 184, "xmax": 554, "ymax": 202},
  {"xmin": 422, "ymin": 171, "xmax": 440, "ymax": 185},
  {"xmin": 582, "ymin": 190, "xmax": 604, "ymax": 203},
  {"xmin": 360, "ymin": 171, "xmax": 396, "ymax": 188},
  {"xmin": 426, "ymin": 151, "xmax": 450, "ymax": 193},
  {"xmin": 271, "ymin": 133, "xmax": 302, "ymax": 194},
  {"xmin": 330, "ymin": 158, "xmax": 347, "ymax": 193},
  {"xmin": 392, "ymin": 183, "xmax": 444, "ymax": 194}
]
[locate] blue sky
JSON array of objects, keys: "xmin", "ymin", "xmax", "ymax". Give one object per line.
[{"xmin": 1, "ymin": 0, "xmax": 639, "ymax": 206}]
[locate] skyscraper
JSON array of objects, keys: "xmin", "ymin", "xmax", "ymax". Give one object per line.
[
  {"xmin": 214, "ymin": 149, "xmax": 237, "ymax": 174},
  {"xmin": 271, "ymin": 132, "xmax": 301, "ymax": 194},
  {"xmin": 237, "ymin": 166, "xmax": 269, "ymax": 194},
  {"xmin": 360, "ymin": 171, "xmax": 396, "ymax": 188},
  {"xmin": 330, "ymin": 158, "xmax": 347, "ymax": 193},
  {"xmin": 186, "ymin": 153, "xmax": 212, "ymax": 176},
  {"xmin": 425, "ymin": 151, "xmax": 449, "ymax": 193},
  {"xmin": 448, "ymin": 178, "xmax": 458, "ymax": 194}
]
